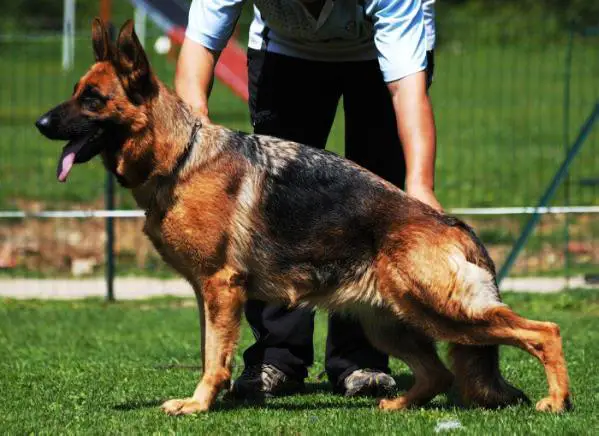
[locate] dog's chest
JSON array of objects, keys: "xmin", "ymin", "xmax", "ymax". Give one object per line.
[
  {"xmin": 143, "ymin": 209, "xmax": 226, "ymax": 273},
  {"xmin": 141, "ymin": 180, "xmax": 237, "ymax": 275}
]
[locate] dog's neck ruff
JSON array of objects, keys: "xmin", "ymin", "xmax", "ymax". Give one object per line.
[
  {"xmin": 170, "ymin": 119, "xmax": 202, "ymax": 179},
  {"xmin": 136, "ymin": 119, "xmax": 202, "ymax": 214}
]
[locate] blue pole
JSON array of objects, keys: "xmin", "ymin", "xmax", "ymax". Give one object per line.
[
  {"xmin": 497, "ymin": 103, "xmax": 599, "ymax": 284},
  {"xmin": 562, "ymin": 29, "xmax": 574, "ymax": 289}
]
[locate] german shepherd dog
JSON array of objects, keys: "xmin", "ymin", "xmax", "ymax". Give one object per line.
[{"xmin": 35, "ymin": 19, "xmax": 571, "ymax": 415}]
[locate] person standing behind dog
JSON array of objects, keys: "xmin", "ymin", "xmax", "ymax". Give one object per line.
[{"xmin": 176, "ymin": 0, "xmax": 439, "ymax": 398}]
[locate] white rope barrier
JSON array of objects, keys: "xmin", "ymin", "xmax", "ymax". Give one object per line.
[
  {"xmin": 0, "ymin": 206, "xmax": 598, "ymax": 219},
  {"xmin": 448, "ymin": 206, "xmax": 599, "ymax": 215},
  {"xmin": 0, "ymin": 210, "xmax": 145, "ymax": 219}
]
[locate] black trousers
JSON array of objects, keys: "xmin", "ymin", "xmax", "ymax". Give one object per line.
[{"xmin": 243, "ymin": 48, "xmax": 409, "ymax": 388}]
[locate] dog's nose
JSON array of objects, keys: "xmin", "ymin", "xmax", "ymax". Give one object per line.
[{"xmin": 35, "ymin": 115, "xmax": 51, "ymax": 134}]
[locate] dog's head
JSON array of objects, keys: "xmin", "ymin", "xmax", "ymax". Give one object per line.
[{"xmin": 35, "ymin": 19, "xmax": 158, "ymax": 183}]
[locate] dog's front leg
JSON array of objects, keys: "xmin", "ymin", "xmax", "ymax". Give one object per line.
[{"xmin": 162, "ymin": 267, "xmax": 245, "ymax": 415}]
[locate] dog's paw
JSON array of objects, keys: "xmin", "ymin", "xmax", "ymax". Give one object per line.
[
  {"xmin": 535, "ymin": 395, "xmax": 572, "ymax": 413},
  {"xmin": 161, "ymin": 398, "xmax": 207, "ymax": 415},
  {"xmin": 378, "ymin": 397, "xmax": 410, "ymax": 411}
]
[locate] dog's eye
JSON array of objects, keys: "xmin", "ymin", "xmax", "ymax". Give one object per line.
[
  {"xmin": 82, "ymin": 96, "xmax": 105, "ymax": 111},
  {"xmin": 79, "ymin": 85, "xmax": 108, "ymax": 111}
]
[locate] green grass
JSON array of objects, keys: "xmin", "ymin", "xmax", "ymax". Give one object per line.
[
  {"xmin": 0, "ymin": 25, "xmax": 598, "ymax": 211},
  {"xmin": 1, "ymin": 291, "xmax": 598, "ymax": 434}
]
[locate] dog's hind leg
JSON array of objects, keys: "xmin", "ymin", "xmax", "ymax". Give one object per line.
[
  {"xmin": 359, "ymin": 316, "xmax": 454, "ymax": 410},
  {"xmin": 449, "ymin": 344, "xmax": 529, "ymax": 409},
  {"xmin": 376, "ymin": 227, "xmax": 571, "ymax": 412},
  {"xmin": 436, "ymin": 307, "xmax": 571, "ymax": 412},
  {"xmin": 383, "ymin": 288, "xmax": 571, "ymax": 412},
  {"xmin": 161, "ymin": 267, "xmax": 246, "ymax": 415}
]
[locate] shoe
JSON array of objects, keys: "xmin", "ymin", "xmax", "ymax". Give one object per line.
[
  {"xmin": 230, "ymin": 364, "xmax": 304, "ymax": 399},
  {"xmin": 342, "ymin": 369, "xmax": 396, "ymax": 397}
]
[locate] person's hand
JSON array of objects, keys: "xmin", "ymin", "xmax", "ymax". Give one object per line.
[
  {"xmin": 406, "ymin": 183, "xmax": 443, "ymax": 212},
  {"xmin": 189, "ymin": 104, "xmax": 211, "ymax": 125},
  {"xmin": 196, "ymin": 109, "xmax": 212, "ymax": 125}
]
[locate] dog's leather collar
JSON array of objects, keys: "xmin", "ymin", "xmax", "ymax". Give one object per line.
[{"xmin": 171, "ymin": 119, "xmax": 202, "ymax": 178}]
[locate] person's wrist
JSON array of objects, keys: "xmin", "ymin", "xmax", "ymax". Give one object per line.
[
  {"xmin": 405, "ymin": 178, "xmax": 434, "ymax": 193},
  {"xmin": 405, "ymin": 181, "xmax": 442, "ymax": 211},
  {"xmin": 186, "ymin": 102, "xmax": 209, "ymax": 119}
]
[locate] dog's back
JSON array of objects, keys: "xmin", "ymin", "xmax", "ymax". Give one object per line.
[{"xmin": 196, "ymin": 128, "xmax": 431, "ymax": 305}]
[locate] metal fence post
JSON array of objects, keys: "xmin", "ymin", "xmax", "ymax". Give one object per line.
[
  {"xmin": 106, "ymin": 173, "xmax": 115, "ymax": 301},
  {"xmin": 61, "ymin": 0, "xmax": 76, "ymax": 71},
  {"xmin": 102, "ymin": 0, "xmax": 115, "ymax": 302}
]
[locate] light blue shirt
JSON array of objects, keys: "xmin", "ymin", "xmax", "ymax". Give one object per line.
[{"xmin": 186, "ymin": 0, "xmax": 435, "ymax": 82}]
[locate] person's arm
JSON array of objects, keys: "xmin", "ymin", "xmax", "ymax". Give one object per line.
[
  {"xmin": 368, "ymin": 0, "xmax": 442, "ymax": 211},
  {"xmin": 175, "ymin": 0, "xmax": 245, "ymax": 119},
  {"xmin": 176, "ymin": 39, "xmax": 218, "ymax": 119},
  {"xmin": 388, "ymin": 73, "xmax": 440, "ymax": 211}
]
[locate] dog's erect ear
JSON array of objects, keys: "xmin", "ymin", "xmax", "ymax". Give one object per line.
[
  {"xmin": 115, "ymin": 19, "xmax": 157, "ymax": 103},
  {"xmin": 92, "ymin": 18, "xmax": 113, "ymax": 62}
]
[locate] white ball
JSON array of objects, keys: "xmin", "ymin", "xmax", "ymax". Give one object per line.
[{"xmin": 154, "ymin": 36, "xmax": 172, "ymax": 55}]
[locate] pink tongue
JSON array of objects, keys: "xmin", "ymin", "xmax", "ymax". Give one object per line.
[
  {"xmin": 56, "ymin": 137, "xmax": 87, "ymax": 182},
  {"xmin": 57, "ymin": 152, "xmax": 76, "ymax": 182}
]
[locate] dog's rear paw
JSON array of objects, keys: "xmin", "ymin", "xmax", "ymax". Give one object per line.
[
  {"xmin": 461, "ymin": 378, "xmax": 530, "ymax": 409},
  {"xmin": 161, "ymin": 398, "xmax": 207, "ymax": 415},
  {"xmin": 535, "ymin": 395, "xmax": 572, "ymax": 413}
]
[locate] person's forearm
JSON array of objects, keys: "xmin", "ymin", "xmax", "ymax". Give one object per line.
[
  {"xmin": 388, "ymin": 71, "xmax": 437, "ymax": 192},
  {"xmin": 175, "ymin": 38, "xmax": 219, "ymax": 117}
]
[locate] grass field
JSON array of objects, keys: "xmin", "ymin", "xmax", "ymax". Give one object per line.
[
  {"xmin": 1, "ymin": 290, "xmax": 598, "ymax": 434},
  {"xmin": 0, "ymin": 24, "xmax": 598, "ymax": 211}
]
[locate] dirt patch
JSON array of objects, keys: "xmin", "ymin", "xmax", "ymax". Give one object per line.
[{"xmin": 0, "ymin": 217, "xmax": 156, "ymax": 276}]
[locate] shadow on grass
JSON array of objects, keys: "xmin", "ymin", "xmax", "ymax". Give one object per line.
[
  {"xmin": 153, "ymin": 364, "xmax": 202, "ymax": 370},
  {"xmin": 113, "ymin": 399, "xmax": 166, "ymax": 411},
  {"xmin": 113, "ymin": 396, "xmax": 374, "ymax": 413},
  {"xmin": 112, "ymin": 374, "xmax": 459, "ymax": 413}
]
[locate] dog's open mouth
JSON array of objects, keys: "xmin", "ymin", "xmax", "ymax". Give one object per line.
[{"xmin": 57, "ymin": 128, "xmax": 104, "ymax": 182}]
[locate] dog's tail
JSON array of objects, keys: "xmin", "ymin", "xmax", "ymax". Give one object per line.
[
  {"xmin": 449, "ymin": 343, "xmax": 530, "ymax": 408},
  {"xmin": 438, "ymin": 215, "xmax": 497, "ymax": 274}
]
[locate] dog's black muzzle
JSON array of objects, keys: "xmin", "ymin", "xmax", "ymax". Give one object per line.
[
  {"xmin": 36, "ymin": 102, "xmax": 97, "ymax": 141},
  {"xmin": 35, "ymin": 113, "xmax": 54, "ymax": 138},
  {"xmin": 36, "ymin": 104, "xmax": 70, "ymax": 140},
  {"xmin": 35, "ymin": 111, "xmax": 69, "ymax": 140}
]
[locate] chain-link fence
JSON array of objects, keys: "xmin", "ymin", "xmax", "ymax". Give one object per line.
[{"xmin": 0, "ymin": 13, "xmax": 597, "ymax": 296}]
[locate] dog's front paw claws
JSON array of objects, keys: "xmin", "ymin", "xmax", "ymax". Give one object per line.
[
  {"xmin": 535, "ymin": 395, "xmax": 572, "ymax": 413},
  {"xmin": 161, "ymin": 398, "xmax": 207, "ymax": 415}
]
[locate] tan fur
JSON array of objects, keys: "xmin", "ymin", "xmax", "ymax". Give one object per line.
[
  {"xmin": 323, "ymin": 264, "xmax": 385, "ymax": 310},
  {"xmin": 447, "ymin": 250, "xmax": 506, "ymax": 317},
  {"xmin": 228, "ymin": 169, "xmax": 264, "ymax": 270}
]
